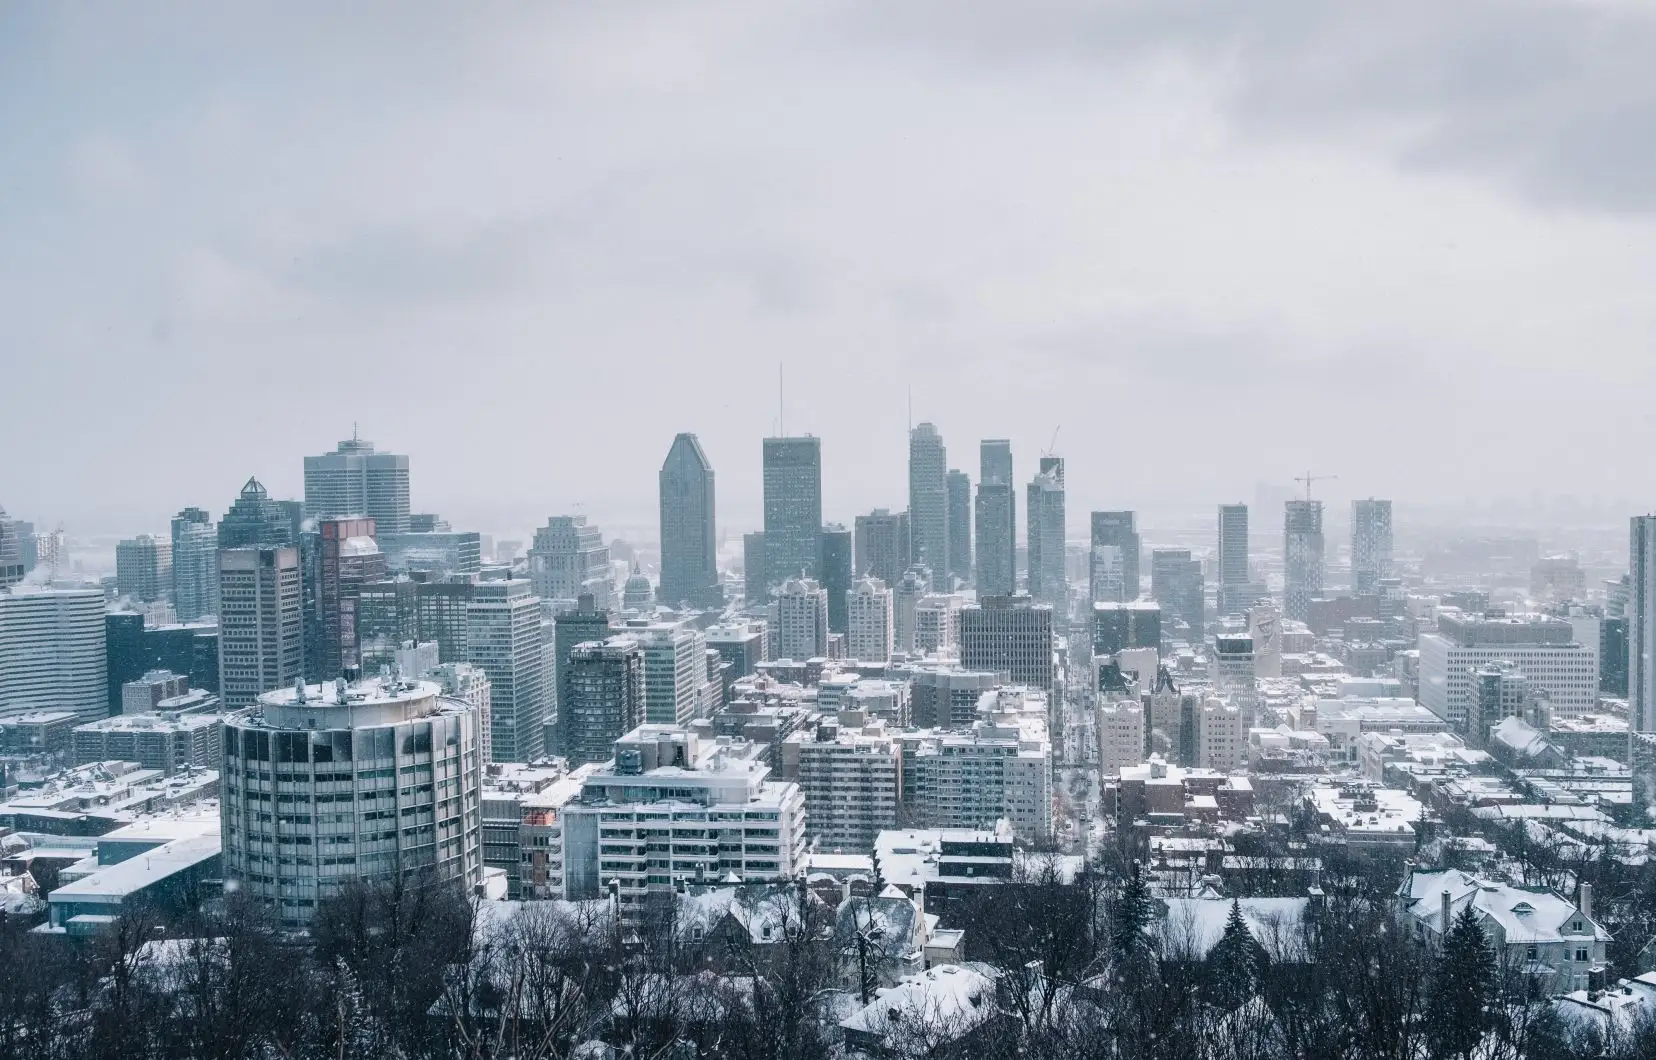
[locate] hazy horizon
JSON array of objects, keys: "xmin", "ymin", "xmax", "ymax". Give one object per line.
[{"xmin": 7, "ymin": 3, "xmax": 1656, "ymax": 540}]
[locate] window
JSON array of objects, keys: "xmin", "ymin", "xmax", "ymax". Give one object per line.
[{"xmin": 1575, "ymin": 948, "xmax": 1589, "ymax": 963}]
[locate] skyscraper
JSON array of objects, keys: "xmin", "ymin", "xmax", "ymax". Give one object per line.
[
  {"xmin": 218, "ymin": 478, "xmax": 295, "ymax": 548},
  {"xmin": 946, "ymin": 469, "xmax": 971, "ymax": 587},
  {"xmin": 314, "ymin": 517, "xmax": 386, "ymax": 680},
  {"xmin": 528, "ymin": 516, "xmax": 612, "ymax": 608},
  {"xmin": 975, "ymin": 440, "xmax": 1015, "ymax": 598},
  {"xmin": 854, "ymin": 509, "xmax": 911, "ymax": 587},
  {"xmin": 562, "ymin": 635, "xmax": 644, "ymax": 767},
  {"xmin": 819, "ymin": 524, "xmax": 853, "ymax": 635},
  {"xmin": 1217, "ymin": 504, "xmax": 1249, "ymax": 587},
  {"xmin": 1089, "ymin": 511, "xmax": 1140, "ymax": 604},
  {"xmin": 1630, "ymin": 516, "xmax": 1656, "ymax": 733},
  {"xmin": 658, "ymin": 433, "xmax": 722, "ymax": 609},
  {"xmin": 0, "ymin": 505, "xmax": 23, "ymax": 590},
  {"xmin": 1150, "ymin": 549, "xmax": 1204, "ymax": 643},
  {"xmin": 116, "ymin": 534, "xmax": 173, "ymax": 602},
  {"xmin": 743, "ymin": 532, "xmax": 768, "ymax": 603},
  {"xmin": 959, "ymin": 595, "xmax": 1054, "ymax": 691},
  {"xmin": 216, "ymin": 547, "xmax": 304, "ymax": 709},
  {"xmin": 0, "ymin": 587, "xmax": 108, "ymax": 721},
  {"xmin": 170, "ymin": 508, "xmax": 218, "ymax": 620},
  {"xmin": 616, "ymin": 618, "xmax": 706, "ymax": 727},
  {"xmin": 762, "ymin": 436, "xmax": 823, "ymax": 589},
  {"xmin": 847, "ymin": 578, "xmax": 894, "ymax": 663},
  {"xmin": 466, "ymin": 578, "xmax": 549, "ymax": 763},
  {"xmin": 908, "ymin": 423, "xmax": 949, "ymax": 578},
  {"xmin": 1026, "ymin": 457, "xmax": 1067, "ymax": 611},
  {"xmin": 554, "ymin": 593, "xmax": 613, "ymax": 751},
  {"xmin": 303, "ymin": 433, "xmax": 411, "ymax": 534},
  {"xmin": 775, "ymin": 578, "xmax": 829, "ymax": 660},
  {"xmin": 1283, "ymin": 500, "xmax": 1325, "ymax": 623},
  {"xmin": 1351, "ymin": 498, "xmax": 1394, "ymax": 596}
]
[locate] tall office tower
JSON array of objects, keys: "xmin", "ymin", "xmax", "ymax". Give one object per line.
[
  {"xmin": 528, "ymin": 516, "xmax": 612, "ymax": 609},
  {"xmin": 1092, "ymin": 601, "xmax": 1162, "ymax": 657},
  {"xmin": 946, "ymin": 470, "xmax": 971, "ymax": 587},
  {"xmin": 221, "ymin": 676, "xmax": 483, "ymax": 926},
  {"xmin": 562, "ymin": 635, "xmax": 644, "ymax": 766},
  {"xmin": 1351, "ymin": 498, "xmax": 1394, "ymax": 596},
  {"xmin": 115, "ymin": 535, "xmax": 173, "ymax": 603},
  {"xmin": 1217, "ymin": 504, "xmax": 1249, "ymax": 586},
  {"xmin": 313, "ymin": 517, "xmax": 386, "ymax": 680},
  {"xmin": 893, "ymin": 567, "xmax": 930, "ymax": 655},
  {"xmin": 0, "ymin": 588, "xmax": 108, "ymax": 721},
  {"xmin": 170, "ymin": 508, "xmax": 218, "ymax": 620},
  {"xmin": 617, "ymin": 618, "xmax": 706, "ymax": 727},
  {"xmin": 908, "ymin": 423, "xmax": 950, "ymax": 579},
  {"xmin": 303, "ymin": 433, "xmax": 411, "ymax": 534},
  {"xmin": 819, "ymin": 524, "xmax": 853, "ymax": 635},
  {"xmin": 1630, "ymin": 517, "xmax": 1656, "ymax": 732},
  {"xmin": 975, "ymin": 440, "xmax": 1015, "ymax": 597},
  {"xmin": 847, "ymin": 578, "xmax": 894, "ymax": 662},
  {"xmin": 356, "ymin": 577, "xmax": 418, "ymax": 671},
  {"xmin": 0, "ymin": 505, "xmax": 23, "ymax": 590},
  {"xmin": 218, "ymin": 477, "xmax": 295, "ymax": 548},
  {"xmin": 742, "ymin": 532, "xmax": 768, "ymax": 603},
  {"xmin": 554, "ymin": 593, "xmax": 612, "ymax": 746},
  {"xmin": 217, "ymin": 547, "xmax": 304, "ymax": 709},
  {"xmin": 775, "ymin": 578, "xmax": 829, "ymax": 660},
  {"xmin": 959, "ymin": 596, "xmax": 1054, "ymax": 691},
  {"xmin": 1283, "ymin": 500, "xmax": 1325, "ymax": 623},
  {"xmin": 415, "ymin": 577, "xmax": 475, "ymax": 663},
  {"xmin": 467, "ymin": 579, "xmax": 549, "ymax": 762},
  {"xmin": 658, "ymin": 433, "xmax": 722, "ymax": 609},
  {"xmin": 1150, "ymin": 549, "xmax": 1204, "ymax": 643},
  {"xmin": 1026, "ymin": 457, "xmax": 1067, "ymax": 610},
  {"xmin": 12, "ymin": 520, "xmax": 36, "ymax": 575},
  {"xmin": 854, "ymin": 509, "xmax": 911, "ymax": 587},
  {"xmin": 1088, "ymin": 511, "xmax": 1140, "ymax": 604},
  {"xmin": 762, "ymin": 436, "xmax": 823, "ymax": 589}
]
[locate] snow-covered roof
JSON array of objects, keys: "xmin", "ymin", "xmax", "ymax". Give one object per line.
[
  {"xmin": 1401, "ymin": 869, "xmax": 1609, "ymax": 944},
  {"xmin": 839, "ymin": 962, "xmax": 999, "ymax": 1045}
]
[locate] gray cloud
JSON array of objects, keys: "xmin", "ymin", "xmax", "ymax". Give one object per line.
[
  {"xmin": 840, "ymin": 0, "xmax": 1656, "ymax": 214},
  {"xmin": 2, "ymin": 2, "xmax": 1655, "ymax": 539}
]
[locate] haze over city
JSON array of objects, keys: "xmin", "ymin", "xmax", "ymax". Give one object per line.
[{"xmin": 8, "ymin": 2, "xmax": 1656, "ymax": 535}]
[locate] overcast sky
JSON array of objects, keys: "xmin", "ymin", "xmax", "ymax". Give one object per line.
[{"xmin": 5, "ymin": 2, "xmax": 1656, "ymax": 538}]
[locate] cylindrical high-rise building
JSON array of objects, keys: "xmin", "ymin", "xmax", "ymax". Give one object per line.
[{"xmin": 221, "ymin": 676, "xmax": 484, "ymax": 926}]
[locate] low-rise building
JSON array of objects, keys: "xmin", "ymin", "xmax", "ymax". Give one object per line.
[
  {"xmin": 71, "ymin": 713, "xmax": 222, "ymax": 775},
  {"xmin": 1306, "ymin": 783, "xmax": 1425, "ymax": 850},
  {"xmin": 559, "ymin": 726, "xmax": 807, "ymax": 919}
]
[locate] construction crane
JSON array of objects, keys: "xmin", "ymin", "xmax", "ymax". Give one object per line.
[
  {"xmin": 1294, "ymin": 470, "xmax": 1337, "ymax": 501},
  {"xmin": 1043, "ymin": 426, "xmax": 1062, "ymax": 457}
]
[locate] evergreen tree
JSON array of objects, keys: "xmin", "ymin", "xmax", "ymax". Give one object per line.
[
  {"xmin": 1206, "ymin": 898, "xmax": 1261, "ymax": 1011},
  {"xmin": 1426, "ymin": 904, "xmax": 1494, "ymax": 1060},
  {"xmin": 1111, "ymin": 860, "xmax": 1156, "ymax": 961}
]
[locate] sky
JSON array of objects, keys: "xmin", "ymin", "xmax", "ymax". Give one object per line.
[{"xmin": 4, "ymin": 1, "xmax": 1656, "ymax": 539}]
